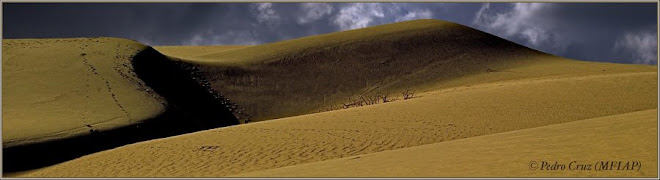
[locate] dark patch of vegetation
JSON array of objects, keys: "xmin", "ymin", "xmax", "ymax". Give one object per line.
[
  {"xmin": 320, "ymin": 90, "xmax": 415, "ymax": 112},
  {"xmin": 402, "ymin": 89, "xmax": 415, "ymax": 100}
]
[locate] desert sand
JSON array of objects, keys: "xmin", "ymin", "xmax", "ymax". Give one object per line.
[
  {"xmin": 2, "ymin": 37, "xmax": 238, "ymax": 173},
  {"xmin": 2, "ymin": 37, "xmax": 166, "ymax": 147},
  {"xmin": 2, "ymin": 19, "xmax": 657, "ymax": 177},
  {"xmin": 155, "ymin": 45, "xmax": 249, "ymax": 60},
  {"xmin": 233, "ymin": 109, "xmax": 658, "ymax": 178}
]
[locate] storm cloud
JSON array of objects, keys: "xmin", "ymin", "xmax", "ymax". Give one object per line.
[{"xmin": 2, "ymin": 3, "xmax": 657, "ymax": 64}]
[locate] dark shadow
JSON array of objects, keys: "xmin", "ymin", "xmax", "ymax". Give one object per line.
[{"xmin": 3, "ymin": 47, "xmax": 239, "ymax": 174}]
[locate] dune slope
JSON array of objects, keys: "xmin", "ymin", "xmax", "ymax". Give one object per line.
[
  {"xmin": 4, "ymin": 19, "xmax": 657, "ymax": 178},
  {"xmin": 233, "ymin": 109, "xmax": 658, "ymax": 178},
  {"xmin": 17, "ymin": 66, "xmax": 657, "ymax": 177},
  {"xmin": 2, "ymin": 38, "xmax": 239, "ymax": 173},
  {"xmin": 2, "ymin": 38, "xmax": 165, "ymax": 147},
  {"xmin": 178, "ymin": 19, "xmax": 656, "ymax": 122},
  {"xmin": 180, "ymin": 19, "xmax": 546, "ymax": 121},
  {"xmin": 154, "ymin": 45, "xmax": 250, "ymax": 60}
]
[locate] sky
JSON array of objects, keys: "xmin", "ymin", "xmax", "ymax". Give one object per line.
[{"xmin": 2, "ymin": 3, "xmax": 658, "ymax": 64}]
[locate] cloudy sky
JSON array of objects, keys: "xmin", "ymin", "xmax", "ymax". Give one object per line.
[{"xmin": 3, "ymin": 3, "xmax": 658, "ymax": 64}]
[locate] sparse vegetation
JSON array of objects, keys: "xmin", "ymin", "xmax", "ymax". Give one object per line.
[
  {"xmin": 402, "ymin": 89, "xmax": 415, "ymax": 100},
  {"xmin": 5, "ymin": 19, "xmax": 658, "ymax": 178},
  {"xmin": 380, "ymin": 93, "xmax": 397, "ymax": 103},
  {"xmin": 321, "ymin": 90, "xmax": 415, "ymax": 112}
]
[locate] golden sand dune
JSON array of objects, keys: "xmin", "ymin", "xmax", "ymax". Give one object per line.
[
  {"xmin": 2, "ymin": 38, "xmax": 165, "ymax": 147},
  {"xmin": 3, "ymin": 19, "xmax": 657, "ymax": 177},
  {"xmin": 159, "ymin": 19, "xmax": 656, "ymax": 122},
  {"xmin": 233, "ymin": 109, "xmax": 657, "ymax": 178},
  {"xmin": 174, "ymin": 19, "xmax": 554, "ymax": 122},
  {"xmin": 17, "ymin": 67, "xmax": 656, "ymax": 177},
  {"xmin": 154, "ymin": 45, "xmax": 250, "ymax": 60},
  {"xmin": 2, "ymin": 38, "xmax": 239, "ymax": 173}
]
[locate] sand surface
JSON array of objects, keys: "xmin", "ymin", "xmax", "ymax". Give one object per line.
[
  {"xmin": 2, "ymin": 38, "xmax": 166, "ymax": 147},
  {"xmin": 233, "ymin": 109, "xmax": 657, "ymax": 177},
  {"xmin": 156, "ymin": 20, "xmax": 657, "ymax": 123},
  {"xmin": 154, "ymin": 45, "xmax": 249, "ymax": 60},
  {"xmin": 16, "ymin": 68, "xmax": 657, "ymax": 177},
  {"xmin": 3, "ymin": 19, "xmax": 657, "ymax": 178}
]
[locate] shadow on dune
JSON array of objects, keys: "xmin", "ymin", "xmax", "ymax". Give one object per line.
[{"xmin": 3, "ymin": 47, "xmax": 239, "ymax": 173}]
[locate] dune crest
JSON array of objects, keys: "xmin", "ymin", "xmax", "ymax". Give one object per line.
[
  {"xmin": 4, "ymin": 19, "xmax": 657, "ymax": 177},
  {"xmin": 2, "ymin": 38, "xmax": 239, "ymax": 173},
  {"xmin": 2, "ymin": 37, "xmax": 163, "ymax": 147},
  {"xmin": 173, "ymin": 19, "xmax": 552, "ymax": 122},
  {"xmin": 16, "ymin": 66, "xmax": 657, "ymax": 177},
  {"xmin": 233, "ymin": 109, "xmax": 658, "ymax": 177},
  {"xmin": 162, "ymin": 19, "xmax": 656, "ymax": 122}
]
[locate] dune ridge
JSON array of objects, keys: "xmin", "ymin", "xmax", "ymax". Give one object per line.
[
  {"xmin": 2, "ymin": 37, "xmax": 162, "ymax": 147},
  {"xmin": 2, "ymin": 38, "xmax": 239, "ymax": 173},
  {"xmin": 3, "ymin": 19, "xmax": 657, "ymax": 177},
  {"xmin": 16, "ymin": 67, "xmax": 656, "ymax": 177},
  {"xmin": 163, "ymin": 19, "xmax": 657, "ymax": 122},
  {"xmin": 174, "ymin": 19, "xmax": 554, "ymax": 122},
  {"xmin": 233, "ymin": 109, "xmax": 658, "ymax": 177},
  {"xmin": 155, "ymin": 45, "xmax": 250, "ymax": 60}
]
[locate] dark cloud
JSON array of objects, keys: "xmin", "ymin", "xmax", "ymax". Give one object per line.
[
  {"xmin": 470, "ymin": 3, "xmax": 657, "ymax": 64},
  {"xmin": 2, "ymin": 3, "xmax": 657, "ymax": 64}
]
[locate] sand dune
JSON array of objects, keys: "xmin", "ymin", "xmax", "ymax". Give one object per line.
[
  {"xmin": 233, "ymin": 109, "xmax": 658, "ymax": 177},
  {"xmin": 151, "ymin": 19, "xmax": 656, "ymax": 123},
  {"xmin": 174, "ymin": 19, "xmax": 555, "ymax": 122},
  {"xmin": 2, "ymin": 38, "xmax": 165, "ymax": 147},
  {"xmin": 2, "ymin": 38, "xmax": 239, "ymax": 172},
  {"xmin": 154, "ymin": 45, "xmax": 249, "ymax": 60},
  {"xmin": 16, "ymin": 68, "xmax": 656, "ymax": 177},
  {"xmin": 3, "ymin": 19, "xmax": 657, "ymax": 177}
]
